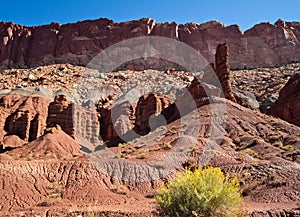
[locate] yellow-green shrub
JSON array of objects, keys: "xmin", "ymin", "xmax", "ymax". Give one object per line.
[{"xmin": 156, "ymin": 167, "xmax": 243, "ymax": 217}]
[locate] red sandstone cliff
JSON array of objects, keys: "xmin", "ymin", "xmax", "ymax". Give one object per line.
[{"xmin": 1, "ymin": 18, "xmax": 300, "ymax": 69}]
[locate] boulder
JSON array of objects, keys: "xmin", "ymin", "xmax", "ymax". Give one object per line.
[
  {"xmin": 260, "ymin": 95, "xmax": 278, "ymax": 113},
  {"xmin": 234, "ymin": 90, "xmax": 259, "ymax": 110}
]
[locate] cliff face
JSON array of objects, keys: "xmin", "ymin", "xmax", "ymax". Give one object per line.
[{"xmin": 1, "ymin": 18, "xmax": 300, "ymax": 69}]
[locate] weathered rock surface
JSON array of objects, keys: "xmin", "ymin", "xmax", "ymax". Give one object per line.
[
  {"xmin": 0, "ymin": 94, "xmax": 300, "ymax": 215},
  {"xmin": 47, "ymin": 95, "xmax": 101, "ymax": 148},
  {"xmin": 3, "ymin": 95, "xmax": 50, "ymax": 142},
  {"xmin": 98, "ymin": 100, "xmax": 136, "ymax": 146},
  {"xmin": 47, "ymin": 95, "xmax": 75, "ymax": 137},
  {"xmin": 249, "ymin": 208, "xmax": 300, "ymax": 217},
  {"xmin": 161, "ymin": 78, "xmax": 220, "ymax": 124},
  {"xmin": 269, "ymin": 73, "xmax": 300, "ymax": 126},
  {"xmin": 260, "ymin": 95, "xmax": 278, "ymax": 113},
  {"xmin": 134, "ymin": 93, "xmax": 172, "ymax": 135},
  {"xmin": 0, "ymin": 64, "xmax": 83, "ymax": 91},
  {"xmin": 2, "ymin": 18, "xmax": 300, "ymax": 69},
  {"xmin": 0, "ymin": 161, "xmax": 157, "ymax": 213},
  {"xmin": 97, "ymin": 93, "xmax": 172, "ymax": 146},
  {"xmin": 234, "ymin": 90, "xmax": 259, "ymax": 109},
  {"xmin": 1, "ymin": 135, "xmax": 25, "ymax": 150},
  {"xmin": 203, "ymin": 43, "xmax": 236, "ymax": 101},
  {"xmin": 96, "ymin": 43, "xmax": 236, "ymax": 146},
  {"xmin": 231, "ymin": 62, "xmax": 300, "ymax": 104},
  {"xmin": 160, "ymin": 43, "xmax": 235, "ymax": 123},
  {"xmin": 0, "ymin": 94, "xmax": 100, "ymax": 153},
  {"xmin": 214, "ymin": 43, "xmax": 236, "ymax": 101}
]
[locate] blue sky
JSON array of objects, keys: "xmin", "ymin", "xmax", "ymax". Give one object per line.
[{"xmin": 1, "ymin": 0, "xmax": 300, "ymax": 31}]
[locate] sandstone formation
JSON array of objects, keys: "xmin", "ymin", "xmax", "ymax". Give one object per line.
[
  {"xmin": 47, "ymin": 95, "xmax": 75, "ymax": 137},
  {"xmin": 162, "ymin": 78, "xmax": 220, "ymax": 124},
  {"xmin": 134, "ymin": 93, "xmax": 172, "ymax": 135},
  {"xmin": 203, "ymin": 43, "xmax": 236, "ymax": 102},
  {"xmin": 97, "ymin": 93, "xmax": 172, "ymax": 146},
  {"xmin": 162, "ymin": 44, "xmax": 236, "ymax": 123},
  {"xmin": 214, "ymin": 44, "xmax": 236, "ymax": 102},
  {"xmin": 98, "ymin": 100, "xmax": 136, "ymax": 145},
  {"xmin": 0, "ymin": 94, "xmax": 100, "ymax": 153},
  {"xmin": 95, "ymin": 43, "xmax": 235, "ymax": 146},
  {"xmin": 0, "ymin": 92, "xmax": 174, "ymax": 149},
  {"xmin": 0, "ymin": 41, "xmax": 240, "ymax": 151},
  {"xmin": 161, "ymin": 43, "xmax": 235, "ymax": 123},
  {"xmin": 3, "ymin": 95, "xmax": 50, "ymax": 142},
  {"xmin": 269, "ymin": 73, "xmax": 300, "ymax": 126},
  {"xmin": 1, "ymin": 18, "xmax": 300, "ymax": 70},
  {"xmin": 47, "ymin": 95, "xmax": 100, "ymax": 147}
]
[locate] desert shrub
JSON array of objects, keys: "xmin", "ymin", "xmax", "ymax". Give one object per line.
[{"xmin": 156, "ymin": 167, "xmax": 243, "ymax": 217}]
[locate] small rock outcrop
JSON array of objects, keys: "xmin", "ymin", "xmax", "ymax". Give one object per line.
[
  {"xmin": 269, "ymin": 73, "xmax": 300, "ymax": 126},
  {"xmin": 259, "ymin": 95, "xmax": 278, "ymax": 113},
  {"xmin": 234, "ymin": 90, "xmax": 259, "ymax": 110}
]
